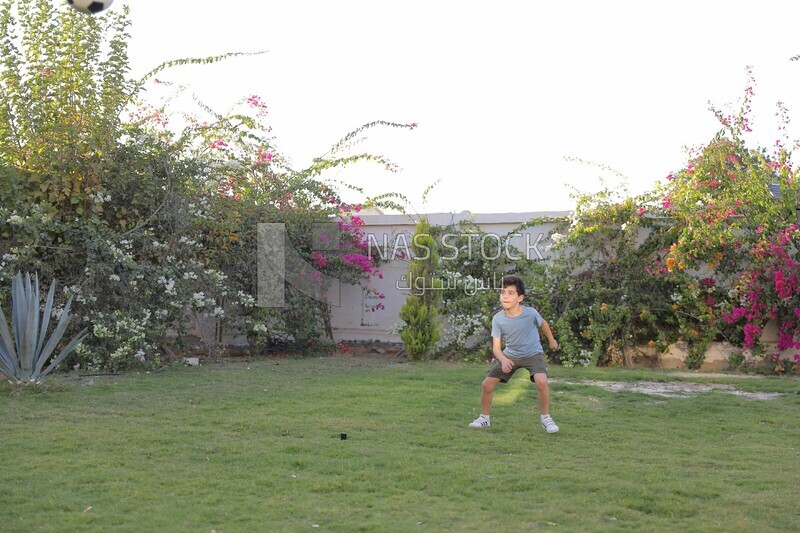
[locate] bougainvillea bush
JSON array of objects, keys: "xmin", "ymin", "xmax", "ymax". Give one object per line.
[
  {"xmin": 540, "ymin": 187, "xmax": 700, "ymax": 367},
  {"xmin": 540, "ymin": 69, "xmax": 799, "ymax": 370},
  {"xmin": 0, "ymin": 0, "xmax": 408, "ymax": 370},
  {"xmin": 660, "ymin": 69, "xmax": 800, "ymax": 371}
]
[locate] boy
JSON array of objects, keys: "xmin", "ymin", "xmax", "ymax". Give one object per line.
[{"xmin": 469, "ymin": 275, "xmax": 560, "ymax": 433}]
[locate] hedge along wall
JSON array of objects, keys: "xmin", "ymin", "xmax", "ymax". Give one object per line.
[
  {"xmin": 326, "ymin": 210, "xmax": 796, "ymax": 370},
  {"xmin": 328, "ymin": 210, "xmax": 568, "ymax": 342}
]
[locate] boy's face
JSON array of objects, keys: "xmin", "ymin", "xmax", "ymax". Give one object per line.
[{"xmin": 499, "ymin": 285, "xmax": 523, "ymax": 310}]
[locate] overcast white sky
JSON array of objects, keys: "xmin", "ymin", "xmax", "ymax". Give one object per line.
[{"xmin": 113, "ymin": 0, "xmax": 800, "ymax": 214}]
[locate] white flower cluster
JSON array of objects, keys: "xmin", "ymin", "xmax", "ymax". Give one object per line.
[
  {"xmin": 726, "ymin": 287, "xmax": 745, "ymax": 303},
  {"xmin": 205, "ymin": 268, "xmax": 227, "ymax": 285},
  {"xmin": 93, "ymin": 323, "xmax": 113, "ymax": 338},
  {"xmin": 251, "ymin": 322, "xmax": 268, "ymax": 334},
  {"xmin": 64, "ymin": 284, "xmax": 96, "ymax": 304},
  {"xmin": 94, "ymin": 311, "xmax": 154, "ymax": 364},
  {"xmin": 0, "ymin": 253, "xmax": 18, "ymax": 270},
  {"xmin": 178, "ymin": 235, "xmax": 202, "ymax": 248},
  {"xmin": 187, "ymin": 198, "xmax": 211, "ymax": 219},
  {"xmin": 237, "ymin": 291, "xmax": 255, "ymax": 308},
  {"xmin": 105, "ymin": 240, "xmax": 134, "ymax": 262},
  {"xmin": 50, "ymin": 304, "xmax": 65, "ymax": 321},
  {"xmin": 91, "ymin": 192, "xmax": 112, "ymax": 203},
  {"xmin": 439, "ymin": 270, "xmax": 463, "ymax": 289},
  {"xmin": 447, "ymin": 312, "xmax": 485, "ymax": 346},
  {"xmin": 689, "ymin": 286, "xmax": 700, "ymax": 300},
  {"xmin": 157, "ymin": 276, "xmax": 178, "ymax": 296},
  {"xmin": 561, "ymin": 349, "xmax": 593, "ymax": 368},
  {"xmin": 191, "ymin": 292, "xmax": 206, "ymax": 308},
  {"xmin": 73, "ymin": 343, "xmax": 101, "ymax": 370},
  {"xmin": 0, "ymin": 205, "xmax": 45, "ymax": 225},
  {"xmin": 387, "ymin": 322, "xmax": 405, "ymax": 335}
]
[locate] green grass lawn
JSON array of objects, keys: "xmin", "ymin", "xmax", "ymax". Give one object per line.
[{"xmin": 1, "ymin": 356, "xmax": 799, "ymax": 532}]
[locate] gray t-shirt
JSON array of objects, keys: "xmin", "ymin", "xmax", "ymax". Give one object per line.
[{"xmin": 491, "ymin": 306, "xmax": 544, "ymax": 358}]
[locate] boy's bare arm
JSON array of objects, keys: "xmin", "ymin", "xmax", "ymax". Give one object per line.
[
  {"xmin": 492, "ymin": 337, "xmax": 514, "ymax": 372},
  {"xmin": 540, "ymin": 319, "xmax": 559, "ymax": 351}
]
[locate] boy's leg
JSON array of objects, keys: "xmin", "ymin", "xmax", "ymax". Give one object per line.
[
  {"xmin": 469, "ymin": 376, "xmax": 500, "ymax": 427},
  {"xmin": 481, "ymin": 376, "xmax": 501, "ymax": 415},
  {"xmin": 532, "ymin": 372, "xmax": 550, "ymax": 415},
  {"xmin": 534, "ymin": 372, "xmax": 559, "ymax": 433}
]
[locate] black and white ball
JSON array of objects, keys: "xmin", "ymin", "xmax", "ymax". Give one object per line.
[{"xmin": 66, "ymin": 0, "xmax": 114, "ymax": 15}]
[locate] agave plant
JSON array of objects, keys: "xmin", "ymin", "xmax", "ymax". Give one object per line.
[{"xmin": 0, "ymin": 272, "xmax": 89, "ymax": 384}]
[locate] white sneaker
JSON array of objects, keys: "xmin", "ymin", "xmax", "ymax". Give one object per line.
[
  {"xmin": 468, "ymin": 416, "xmax": 490, "ymax": 428},
  {"xmin": 541, "ymin": 415, "xmax": 559, "ymax": 434}
]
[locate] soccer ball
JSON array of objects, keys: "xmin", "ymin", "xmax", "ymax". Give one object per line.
[{"xmin": 66, "ymin": 0, "xmax": 114, "ymax": 15}]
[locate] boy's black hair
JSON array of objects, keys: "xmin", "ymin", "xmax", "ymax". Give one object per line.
[{"xmin": 501, "ymin": 275, "xmax": 525, "ymax": 296}]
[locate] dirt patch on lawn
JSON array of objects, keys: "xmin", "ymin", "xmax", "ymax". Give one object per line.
[
  {"xmin": 561, "ymin": 380, "xmax": 783, "ymax": 400},
  {"xmin": 670, "ymin": 372, "xmax": 764, "ymax": 379}
]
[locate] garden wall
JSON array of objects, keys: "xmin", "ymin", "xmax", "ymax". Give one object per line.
[
  {"xmin": 326, "ymin": 210, "xmax": 796, "ymax": 368},
  {"xmin": 328, "ymin": 210, "xmax": 567, "ymax": 342},
  {"xmin": 185, "ymin": 209, "xmax": 794, "ymax": 369}
]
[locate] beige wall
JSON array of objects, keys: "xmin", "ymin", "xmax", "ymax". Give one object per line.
[{"xmin": 330, "ymin": 211, "xmax": 569, "ymax": 342}]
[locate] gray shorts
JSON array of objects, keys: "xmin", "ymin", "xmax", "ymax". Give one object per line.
[{"xmin": 487, "ymin": 353, "xmax": 548, "ymax": 383}]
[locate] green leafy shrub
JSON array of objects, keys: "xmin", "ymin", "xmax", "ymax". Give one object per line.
[
  {"xmin": 661, "ymin": 70, "xmax": 800, "ymax": 366},
  {"xmin": 399, "ymin": 218, "xmax": 441, "ymax": 359},
  {"xmin": 0, "ymin": 0, "xmax": 408, "ymax": 369},
  {"xmin": 727, "ymin": 350, "xmax": 745, "ymax": 370},
  {"xmin": 431, "ymin": 220, "xmax": 544, "ymax": 361},
  {"xmin": 412, "ymin": 70, "xmax": 798, "ymax": 369}
]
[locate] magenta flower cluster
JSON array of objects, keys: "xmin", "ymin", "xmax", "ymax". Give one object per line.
[{"xmin": 723, "ymin": 226, "xmax": 800, "ymax": 353}]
